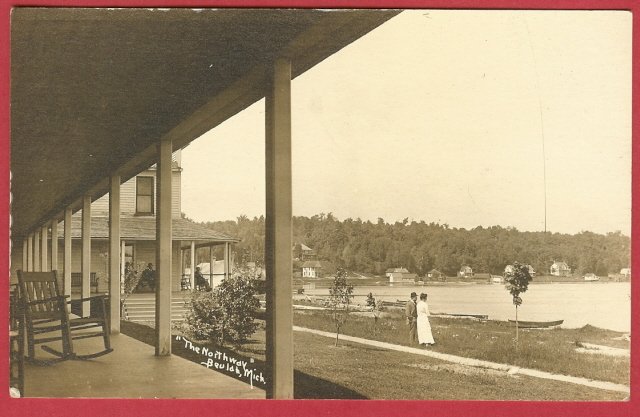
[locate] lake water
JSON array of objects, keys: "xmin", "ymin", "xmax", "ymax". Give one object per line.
[{"xmin": 305, "ymin": 282, "xmax": 631, "ymax": 332}]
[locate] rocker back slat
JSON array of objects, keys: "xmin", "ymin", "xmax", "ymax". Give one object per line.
[{"xmin": 17, "ymin": 270, "xmax": 65, "ymax": 317}]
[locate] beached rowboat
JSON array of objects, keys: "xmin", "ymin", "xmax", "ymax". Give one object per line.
[
  {"xmin": 442, "ymin": 313, "xmax": 489, "ymax": 320},
  {"xmin": 508, "ymin": 319, "xmax": 564, "ymax": 328}
]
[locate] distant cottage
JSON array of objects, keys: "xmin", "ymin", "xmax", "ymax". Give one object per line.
[
  {"xmin": 426, "ymin": 269, "xmax": 445, "ymax": 280},
  {"xmin": 583, "ymin": 273, "xmax": 599, "ymax": 282},
  {"xmin": 458, "ymin": 265, "xmax": 473, "ymax": 278},
  {"xmin": 293, "ymin": 242, "xmax": 316, "ymax": 261},
  {"xmin": 386, "ymin": 267, "xmax": 416, "ymax": 283},
  {"xmin": 550, "ymin": 261, "xmax": 571, "ymax": 277},
  {"xmin": 504, "ymin": 264, "xmax": 536, "ymax": 277},
  {"xmin": 301, "ymin": 260, "xmax": 336, "ymax": 279},
  {"xmin": 302, "ymin": 260, "xmax": 323, "ymax": 278},
  {"xmin": 385, "ymin": 267, "xmax": 409, "ymax": 278}
]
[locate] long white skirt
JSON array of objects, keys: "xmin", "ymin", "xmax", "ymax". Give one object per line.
[{"xmin": 417, "ymin": 314, "xmax": 435, "ymax": 344}]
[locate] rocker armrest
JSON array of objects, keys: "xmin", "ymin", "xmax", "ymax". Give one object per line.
[
  {"xmin": 25, "ymin": 295, "xmax": 69, "ymax": 306},
  {"xmin": 66, "ymin": 294, "xmax": 108, "ymax": 303}
]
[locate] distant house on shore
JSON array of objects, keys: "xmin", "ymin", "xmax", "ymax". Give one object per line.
[
  {"xmin": 386, "ymin": 267, "xmax": 416, "ymax": 283},
  {"xmin": 302, "ymin": 260, "xmax": 323, "ymax": 278},
  {"xmin": 458, "ymin": 265, "xmax": 473, "ymax": 278},
  {"xmin": 504, "ymin": 264, "xmax": 536, "ymax": 277},
  {"xmin": 620, "ymin": 268, "xmax": 631, "ymax": 278},
  {"xmin": 293, "ymin": 242, "xmax": 316, "ymax": 261},
  {"xmin": 427, "ymin": 269, "xmax": 445, "ymax": 280},
  {"xmin": 389, "ymin": 272, "xmax": 417, "ymax": 284},
  {"xmin": 550, "ymin": 261, "xmax": 571, "ymax": 277},
  {"xmin": 386, "ymin": 267, "xmax": 409, "ymax": 279},
  {"xmin": 583, "ymin": 273, "xmax": 599, "ymax": 282},
  {"xmin": 301, "ymin": 260, "xmax": 336, "ymax": 278}
]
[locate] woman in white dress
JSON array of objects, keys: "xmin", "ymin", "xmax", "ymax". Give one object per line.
[{"xmin": 417, "ymin": 293, "xmax": 435, "ymax": 346}]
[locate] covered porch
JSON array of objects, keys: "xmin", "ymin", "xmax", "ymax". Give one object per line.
[
  {"xmin": 9, "ymin": 8, "xmax": 398, "ymax": 399},
  {"xmin": 178, "ymin": 240, "xmax": 234, "ymax": 291},
  {"xmin": 23, "ymin": 332, "xmax": 264, "ymax": 399}
]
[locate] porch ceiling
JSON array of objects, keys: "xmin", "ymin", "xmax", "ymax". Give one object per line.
[{"xmin": 10, "ymin": 8, "xmax": 399, "ymax": 241}]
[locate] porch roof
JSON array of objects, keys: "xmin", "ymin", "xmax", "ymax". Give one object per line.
[
  {"xmin": 58, "ymin": 216, "xmax": 239, "ymax": 242},
  {"xmin": 10, "ymin": 8, "xmax": 400, "ymax": 241}
]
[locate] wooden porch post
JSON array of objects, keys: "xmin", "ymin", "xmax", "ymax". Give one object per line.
[
  {"xmin": 63, "ymin": 208, "xmax": 72, "ymax": 299},
  {"xmin": 190, "ymin": 240, "xmax": 196, "ymax": 290},
  {"xmin": 121, "ymin": 240, "xmax": 126, "ymax": 286},
  {"xmin": 33, "ymin": 230, "xmax": 40, "ymax": 272},
  {"xmin": 41, "ymin": 225, "xmax": 48, "ymax": 271},
  {"xmin": 179, "ymin": 244, "xmax": 184, "ymax": 288},
  {"xmin": 109, "ymin": 175, "xmax": 121, "ymax": 334},
  {"xmin": 209, "ymin": 245, "xmax": 215, "ymax": 286},
  {"xmin": 265, "ymin": 58, "xmax": 293, "ymax": 399},
  {"xmin": 224, "ymin": 242, "xmax": 230, "ymax": 279},
  {"xmin": 27, "ymin": 234, "xmax": 33, "ymax": 272},
  {"xmin": 25, "ymin": 233, "xmax": 33, "ymax": 272},
  {"xmin": 22, "ymin": 239, "xmax": 28, "ymax": 272},
  {"xmin": 155, "ymin": 137, "xmax": 173, "ymax": 356},
  {"xmin": 51, "ymin": 219, "xmax": 58, "ymax": 272},
  {"xmin": 81, "ymin": 195, "xmax": 92, "ymax": 317}
]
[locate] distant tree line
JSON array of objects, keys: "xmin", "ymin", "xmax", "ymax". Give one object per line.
[{"xmin": 196, "ymin": 213, "xmax": 630, "ymax": 277}]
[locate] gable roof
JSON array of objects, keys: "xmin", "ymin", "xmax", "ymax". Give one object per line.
[
  {"xmin": 58, "ymin": 215, "xmax": 238, "ymax": 243},
  {"xmin": 302, "ymin": 260, "xmax": 323, "ymax": 268},
  {"xmin": 298, "ymin": 243, "xmax": 313, "ymax": 251},
  {"xmin": 386, "ymin": 267, "xmax": 409, "ymax": 273}
]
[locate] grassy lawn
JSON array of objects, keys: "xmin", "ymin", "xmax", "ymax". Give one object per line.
[
  {"xmin": 292, "ymin": 331, "xmax": 625, "ymax": 400},
  {"xmin": 293, "ymin": 309, "xmax": 630, "ymax": 385},
  {"xmin": 121, "ymin": 319, "xmax": 627, "ymax": 400}
]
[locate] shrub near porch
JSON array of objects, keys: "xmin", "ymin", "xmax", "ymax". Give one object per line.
[{"xmin": 175, "ymin": 265, "xmax": 262, "ymax": 346}]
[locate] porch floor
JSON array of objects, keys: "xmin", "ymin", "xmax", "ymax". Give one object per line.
[{"xmin": 23, "ymin": 332, "xmax": 265, "ymax": 399}]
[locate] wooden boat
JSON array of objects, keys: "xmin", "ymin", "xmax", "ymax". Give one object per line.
[
  {"xmin": 379, "ymin": 300, "xmax": 405, "ymax": 308},
  {"xmin": 439, "ymin": 313, "xmax": 489, "ymax": 320},
  {"xmin": 508, "ymin": 319, "xmax": 563, "ymax": 328}
]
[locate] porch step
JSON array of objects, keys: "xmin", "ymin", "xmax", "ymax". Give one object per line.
[
  {"xmin": 122, "ymin": 295, "xmax": 191, "ymax": 323},
  {"xmin": 124, "ymin": 300, "xmax": 189, "ymax": 306}
]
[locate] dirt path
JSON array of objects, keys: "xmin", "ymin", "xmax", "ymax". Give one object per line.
[{"xmin": 293, "ymin": 326, "xmax": 630, "ymax": 395}]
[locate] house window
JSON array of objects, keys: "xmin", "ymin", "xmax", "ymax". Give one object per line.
[
  {"xmin": 136, "ymin": 176, "xmax": 154, "ymax": 215},
  {"xmin": 124, "ymin": 244, "xmax": 134, "ymax": 267}
]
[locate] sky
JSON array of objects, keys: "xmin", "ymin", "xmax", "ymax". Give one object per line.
[{"xmin": 181, "ymin": 10, "xmax": 631, "ymax": 235}]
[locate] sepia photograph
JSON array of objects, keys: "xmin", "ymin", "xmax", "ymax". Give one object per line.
[{"xmin": 4, "ymin": 3, "xmax": 635, "ymax": 415}]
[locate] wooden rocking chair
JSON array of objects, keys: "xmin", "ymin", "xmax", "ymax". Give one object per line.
[{"xmin": 17, "ymin": 270, "xmax": 113, "ymax": 365}]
